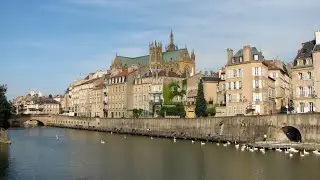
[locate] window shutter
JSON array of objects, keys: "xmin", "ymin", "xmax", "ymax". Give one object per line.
[
  {"xmin": 236, "ymin": 81, "xmax": 239, "ymax": 89},
  {"xmin": 252, "ymin": 67, "xmax": 255, "ymax": 76},
  {"xmin": 231, "ymin": 82, "xmax": 234, "ymax": 90},
  {"xmin": 259, "ymin": 80, "xmax": 262, "ymax": 88},
  {"xmin": 253, "ymin": 80, "xmax": 255, "ymax": 88}
]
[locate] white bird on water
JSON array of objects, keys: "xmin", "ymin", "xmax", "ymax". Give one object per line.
[
  {"xmin": 173, "ymin": 137, "xmax": 177, "ymax": 143},
  {"xmin": 101, "ymin": 140, "xmax": 105, "ymax": 144},
  {"xmin": 303, "ymin": 149, "xmax": 310, "ymax": 155},
  {"xmin": 200, "ymin": 141, "xmax": 205, "ymax": 146},
  {"xmin": 289, "ymin": 153, "xmax": 293, "ymax": 158},
  {"xmin": 235, "ymin": 144, "xmax": 240, "ymax": 149},
  {"xmin": 151, "ymin": 137, "xmax": 153, "ymax": 140},
  {"xmin": 216, "ymin": 143, "xmax": 220, "ymax": 146},
  {"xmin": 191, "ymin": 140, "xmax": 195, "ymax": 144},
  {"xmin": 56, "ymin": 134, "xmax": 59, "ymax": 140},
  {"xmin": 313, "ymin": 149, "xmax": 320, "ymax": 155},
  {"xmin": 300, "ymin": 152, "xmax": 305, "ymax": 157},
  {"xmin": 276, "ymin": 148, "xmax": 282, "ymax": 152},
  {"xmin": 289, "ymin": 147, "xmax": 299, "ymax": 153}
]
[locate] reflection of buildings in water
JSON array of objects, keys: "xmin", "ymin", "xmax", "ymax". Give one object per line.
[{"xmin": 0, "ymin": 144, "xmax": 9, "ymax": 178}]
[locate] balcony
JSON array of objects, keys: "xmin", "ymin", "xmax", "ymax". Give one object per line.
[{"xmin": 149, "ymin": 99, "xmax": 163, "ymax": 105}]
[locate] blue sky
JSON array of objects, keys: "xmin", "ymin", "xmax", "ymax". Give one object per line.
[{"xmin": 1, "ymin": 0, "xmax": 319, "ymax": 100}]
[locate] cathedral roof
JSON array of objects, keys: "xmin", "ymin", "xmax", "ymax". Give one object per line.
[{"xmin": 116, "ymin": 48, "xmax": 187, "ymax": 67}]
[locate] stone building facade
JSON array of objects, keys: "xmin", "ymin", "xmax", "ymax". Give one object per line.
[
  {"xmin": 132, "ymin": 69, "xmax": 183, "ymax": 117},
  {"xmin": 224, "ymin": 45, "xmax": 276, "ymax": 116},
  {"xmin": 291, "ymin": 31, "xmax": 320, "ymax": 113},
  {"xmin": 106, "ymin": 69, "xmax": 135, "ymax": 118}
]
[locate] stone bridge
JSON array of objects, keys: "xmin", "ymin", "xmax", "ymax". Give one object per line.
[
  {"xmin": 9, "ymin": 113, "xmax": 320, "ymax": 143},
  {"xmin": 9, "ymin": 114, "xmax": 52, "ymax": 127}
]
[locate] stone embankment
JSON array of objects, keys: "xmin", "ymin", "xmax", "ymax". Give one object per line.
[{"xmin": 46, "ymin": 113, "xmax": 320, "ymax": 144}]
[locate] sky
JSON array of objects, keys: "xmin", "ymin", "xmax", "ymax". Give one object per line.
[{"xmin": 1, "ymin": 0, "xmax": 319, "ymax": 100}]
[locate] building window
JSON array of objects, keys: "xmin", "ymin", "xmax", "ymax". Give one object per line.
[
  {"xmin": 239, "ymin": 81, "xmax": 242, "ymax": 89},
  {"xmin": 308, "ymin": 72, "xmax": 312, "ymax": 79},
  {"xmin": 233, "ymin": 82, "xmax": 236, "ymax": 89},
  {"xmin": 300, "ymin": 102, "xmax": 305, "ymax": 113},
  {"xmin": 309, "ymin": 102, "xmax": 315, "ymax": 112},
  {"xmin": 238, "ymin": 69, "xmax": 242, "ymax": 77},
  {"xmin": 254, "ymin": 54, "xmax": 259, "ymax": 60},
  {"xmin": 122, "ymin": 86, "xmax": 124, "ymax": 92},
  {"xmin": 298, "ymin": 73, "xmax": 303, "ymax": 80},
  {"xmin": 255, "ymin": 80, "xmax": 259, "ymax": 88},
  {"xmin": 254, "ymin": 67, "xmax": 259, "ymax": 76},
  {"xmin": 272, "ymin": 73, "xmax": 276, "ymax": 78},
  {"xmin": 299, "ymin": 87, "xmax": 303, "ymax": 97},
  {"xmin": 228, "ymin": 94, "xmax": 232, "ymax": 102},
  {"xmin": 233, "ymin": 70, "xmax": 237, "ymax": 77},
  {"xmin": 228, "ymin": 82, "xmax": 231, "ymax": 90}
]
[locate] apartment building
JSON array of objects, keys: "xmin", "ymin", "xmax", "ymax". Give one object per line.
[
  {"xmin": 70, "ymin": 71, "xmax": 107, "ymax": 117},
  {"xmin": 225, "ymin": 45, "xmax": 276, "ymax": 116},
  {"xmin": 291, "ymin": 31, "xmax": 320, "ymax": 113},
  {"xmin": 185, "ymin": 72, "xmax": 222, "ymax": 118},
  {"xmin": 106, "ymin": 69, "xmax": 135, "ymax": 118},
  {"xmin": 265, "ymin": 60, "xmax": 292, "ymax": 112},
  {"xmin": 89, "ymin": 77, "xmax": 104, "ymax": 117}
]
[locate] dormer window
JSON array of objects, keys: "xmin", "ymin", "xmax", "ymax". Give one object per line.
[{"xmin": 254, "ymin": 55, "xmax": 259, "ymax": 60}]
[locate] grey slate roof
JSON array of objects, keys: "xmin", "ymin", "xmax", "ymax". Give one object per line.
[
  {"xmin": 314, "ymin": 44, "xmax": 320, "ymax": 52},
  {"xmin": 294, "ymin": 40, "xmax": 316, "ymax": 60},
  {"xmin": 233, "ymin": 47, "xmax": 262, "ymax": 57}
]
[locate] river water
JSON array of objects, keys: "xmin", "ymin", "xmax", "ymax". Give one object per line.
[{"xmin": 0, "ymin": 127, "xmax": 319, "ymax": 180}]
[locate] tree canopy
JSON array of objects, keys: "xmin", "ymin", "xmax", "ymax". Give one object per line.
[
  {"xmin": 195, "ymin": 79, "xmax": 207, "ymax": 117},
  {"xmin": 0, "ymin": 85, "xmax": 12, "ymax": 129}
]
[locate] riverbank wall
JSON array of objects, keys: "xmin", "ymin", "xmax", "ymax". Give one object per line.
[
  {"xmin": 0, "ymin": 129, "xmax": 11, "ymax": 144},
  {"xmin": 46, "ymin": 113, "xmax": 320, "ymax": 143}
]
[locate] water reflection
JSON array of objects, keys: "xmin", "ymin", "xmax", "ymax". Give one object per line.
[
  {"xmin": 0, "ymin": 144, "xmax": 9, "ymax": 178},
  {"xmin": 0, "ymin": 127, "xmax": 319, "ymax": 180}
]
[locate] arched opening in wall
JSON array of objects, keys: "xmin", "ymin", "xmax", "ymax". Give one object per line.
[
  {"xmin": 35, "ymin": 120, "xmax": 45, "ymax": 126},
  {"xmin": 281, "ymin": 126, "xmax": 302, "ymax": 142}
]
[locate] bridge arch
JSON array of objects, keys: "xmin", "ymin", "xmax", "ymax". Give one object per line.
[{"xmin": 281, "ymin": 126, "xmax": 302, "ymax": 142}]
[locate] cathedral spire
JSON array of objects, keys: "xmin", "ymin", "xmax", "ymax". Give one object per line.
[
  {"xmin": 170, "ymin": 30, "xmax": 174, "ymax": 45},
  {"xmin": 166, "ymin": 30, "xmax": 178, "ymax": 52}
]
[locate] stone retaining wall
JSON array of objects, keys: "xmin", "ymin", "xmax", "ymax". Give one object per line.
[{"xmin": 46, "ymin": 113, "xmax": 320, "ymax": 143}]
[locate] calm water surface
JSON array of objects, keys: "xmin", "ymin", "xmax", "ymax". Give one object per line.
[{"xmin": 0, "ymin": 127, "xmax": 320, "ymax": 180}]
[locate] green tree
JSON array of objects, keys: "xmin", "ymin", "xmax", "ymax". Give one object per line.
[
  {"xmin": 206, "ymin": 107, "xmax": 216, "ymax": 116},
  {"xmin": 132, "ymin": 108, "xmax": 143, "ymax": 118},
  {"xmin": 195, "ymin": 79, "xmax": 207, "ymax": 117},
  {"xmin": 48, "ymin": 94, "xmax": 53, "ymax": 98},
  {"xmin": 0, "ymin": 85, "xmax": 12, "ymax": 129},
  {"xmin": 168, "ymin": 81, "xmax": 186, "ymax": 102}
]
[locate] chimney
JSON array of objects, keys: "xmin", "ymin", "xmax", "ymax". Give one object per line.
[
  {"xmin": 316, "ymin": 31, "xmax": 320, "ymax": 45},
  {"xmin": 243, "ymin": 45, "xmax": 252, "ymax": 62},
  {"xmin": 227, "ymin": 48, "xmax": 233, "ymax": 64}
]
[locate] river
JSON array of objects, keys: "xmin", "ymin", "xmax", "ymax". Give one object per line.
[{"xmin": 0, "ymin": 127, "xmax": 319, "ymax": 180}]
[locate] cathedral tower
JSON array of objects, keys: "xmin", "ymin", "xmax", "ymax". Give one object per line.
[{"xmin": 149, "ymin": 40, "xmax": 163, "ymax": 69}]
